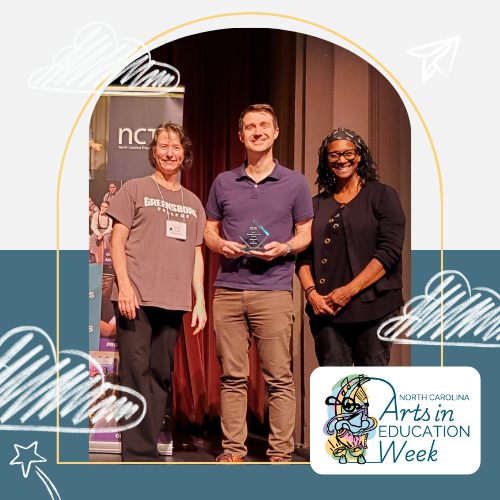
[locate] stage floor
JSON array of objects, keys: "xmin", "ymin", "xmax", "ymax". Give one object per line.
[{"xmin": 89, "ymin": 431, "xmax": 310, "ymax": 463}]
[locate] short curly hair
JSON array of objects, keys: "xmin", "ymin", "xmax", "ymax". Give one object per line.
[
  {"xmin": 148, "ymin": 122, "xmax": 193, "ymax": 170},
  {"xmin": 316, "ymin": 127, "xmax": 378, "ymax": 193}
]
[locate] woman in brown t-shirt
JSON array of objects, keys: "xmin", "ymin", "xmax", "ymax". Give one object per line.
[{"xmin": 107, "ymin": 122, "xmax": 207, "ymax": 462}]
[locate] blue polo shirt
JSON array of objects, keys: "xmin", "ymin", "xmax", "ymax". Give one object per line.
[{"xmin": 205, "ymin": 161, "xmax": 313, "ymax": 291}]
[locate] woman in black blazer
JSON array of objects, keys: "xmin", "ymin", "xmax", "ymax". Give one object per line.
[{"xmin": 296, "ymin": 128, "xmax": 405, "ymax": 366}]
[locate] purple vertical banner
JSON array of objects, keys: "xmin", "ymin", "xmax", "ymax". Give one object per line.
[
  {"xmin": 107, "ymin": 95, "xmax": 184, "ymax": 181},
  {"xmin": 103, "ymin": 248, "xmax": 112, "ymax": 265},
  {"xmin": 89, "ymin": 91, "xmax": 182, "ymax": 457},
  {"xmin": 99, "ymin": 338, "xmax": 118, "ymax": 351}
]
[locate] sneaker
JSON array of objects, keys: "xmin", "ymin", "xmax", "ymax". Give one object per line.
[
  {"xmin": 216, "ymin": 452, "xmax": 245, "ymax": 463},
  {"xmin": 269, "ymin": 456, "xmax": 291, "ymax": 463}
]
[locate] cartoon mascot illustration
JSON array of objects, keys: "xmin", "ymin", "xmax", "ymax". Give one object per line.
[{"xmin": 324, "ymin": 374, "xmax": 377, "ymax": 464}]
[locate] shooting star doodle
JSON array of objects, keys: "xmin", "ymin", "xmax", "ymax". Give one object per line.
[{"xmin": 10, "ymin": 441, "xmax": 61, "ymax": 499}]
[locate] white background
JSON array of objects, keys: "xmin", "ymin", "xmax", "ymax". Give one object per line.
[
  {"xmin": 310, "ymin": 367, "xmax": 481, "ymax": 474},
  {"xmin": 1, "ymin": 1, "xmax": 499, "ymax": 251}
]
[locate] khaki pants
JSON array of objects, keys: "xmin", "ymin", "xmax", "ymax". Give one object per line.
[{"xmin": 213, "ymin": 288, "xmax": 295, "ymax": 459}]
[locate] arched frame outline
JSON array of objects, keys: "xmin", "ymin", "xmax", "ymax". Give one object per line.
[{"xmin": 57, "ymin": 12, "xmax": 445, "ymax": 463}]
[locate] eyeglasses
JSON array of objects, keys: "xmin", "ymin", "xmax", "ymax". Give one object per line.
[{"xmin": 327, "ymin": 149, "xmax": 357, "ymax": 162}]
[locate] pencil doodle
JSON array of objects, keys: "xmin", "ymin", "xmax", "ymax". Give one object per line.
[
  {"xmin": 10, "ymin": 441, "xmax": 61, "ymax": 499},
  {"xmin": 407, "ymin": 36, "xmax": 460, "ymax": 83},
  {"xmin": 0, "ymin": 326, "xmax": 146, "ymax": 433},
  {"xmin": 26, "ymin": 21, "xmax": 180, "ymax": 95},
  {"xmin": 111, "ymin": 54, "xmax": 180, "ymax": 95},
  {"xmin": 378, "ymin": 270, "xmax": 500, "ymax": 347}
]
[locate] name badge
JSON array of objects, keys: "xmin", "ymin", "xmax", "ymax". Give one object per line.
[{"xmin": 166, "ymin": 220, "xmax": 187, "ymax": 240}]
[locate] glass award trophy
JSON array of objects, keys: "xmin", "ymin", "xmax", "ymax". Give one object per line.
[{"xmin": 239, "ymin": 220, "xmax": 270, "ymax": 252}]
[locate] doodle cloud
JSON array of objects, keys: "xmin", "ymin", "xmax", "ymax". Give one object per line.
[{"xmin": 0, "ymin": 326, "xmax": 146, "ymax": 433}]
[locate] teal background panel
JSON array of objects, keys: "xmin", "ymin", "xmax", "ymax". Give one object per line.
[{"xmin": 0, "ymin": 250, "xmax": 497, "ymax": 500}]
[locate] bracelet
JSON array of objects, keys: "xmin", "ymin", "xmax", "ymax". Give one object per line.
[{"xmin": 304, "ymin": 286, "xmax": 316, "ymax": 300}]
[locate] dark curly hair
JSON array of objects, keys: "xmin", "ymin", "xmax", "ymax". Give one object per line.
[
  {"xmin": 148, "ymin": 122, "xmax": 193, "ymax": 170},
  {"xmin": 316, "ymin": 127, "xmax": 378, "ymax": 193}
]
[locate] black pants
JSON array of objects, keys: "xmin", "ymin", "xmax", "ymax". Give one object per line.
[
  {"xmin": 310, "ymin": 309, "xmax": 398, "ymax": 367},
  {"xmin": 115, "ymin": 305, "xmax": 184, "ymax": 462}
]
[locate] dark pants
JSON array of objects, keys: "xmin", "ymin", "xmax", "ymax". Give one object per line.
[
  {"xmin": 310, "ymin": 309, "xmax": 398, "ymax": 367},
  {"xmin": 115, "ymin": 305, "xmax": 184, "ymax": 462}
]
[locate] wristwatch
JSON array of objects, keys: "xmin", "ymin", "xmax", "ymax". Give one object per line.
[{"xmin": 284, "ymin": 242, "xmax": 293, "ymax": 257}]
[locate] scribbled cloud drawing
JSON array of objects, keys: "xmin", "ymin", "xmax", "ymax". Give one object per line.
[
  {"xmin": 10, "ymin": 441, "xmax": 61, "ymax": 499},
  {"xmin": 109, "ymin": 54, "xmax": 180, "ymax": 96},
  {"xmin": 26, "ymin": 21, "xmax": 180, "ymax": 95},
  {"xmin": 407, "ymin": 36, "xmax": 460, "ymax": 83},
  {"xmin": 378, "ymin": 271, "xmax": 500, "ymax": 347},
  {"xmin": 0, "ymin": 326, "xmax": 146, "ymax": 433}
]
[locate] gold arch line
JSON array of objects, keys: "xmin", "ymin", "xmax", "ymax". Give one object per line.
[{"xmin": 56, "ymin": 12, "xmax": 445, "ymax": 463}]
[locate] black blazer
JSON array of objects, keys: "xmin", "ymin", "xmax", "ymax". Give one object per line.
[{"xmin": 297, "ymin": 180, "xmax": 405, "ymax": 305}]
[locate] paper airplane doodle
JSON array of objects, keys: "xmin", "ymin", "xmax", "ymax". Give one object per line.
[
  {"xmin": 26, "ymin": 21, "xmax": 180, "ymax": 95},
  {"xmin": 407, "ymin": 36, "xmax": 460, "ymax": 83},
  {"xmin": 10, "ymin": 441, "xmax": 61, "ymax": 500},
  {"xmin": 0, "ymin": 326, "xmax": 146, "ymax": 433},
  {"xmin": 378, "ymin": 270, "xmax": 500, "ymax": 347}
]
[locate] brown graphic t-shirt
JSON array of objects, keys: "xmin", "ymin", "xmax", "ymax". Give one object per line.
[{"xmin": 106, "ymin": 176, "xmax": 206, "ymax": 312}]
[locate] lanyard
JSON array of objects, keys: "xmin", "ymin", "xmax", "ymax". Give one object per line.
[{"xmin": 152, "ymin": 176, "xmax": 186, "ymax": 221}]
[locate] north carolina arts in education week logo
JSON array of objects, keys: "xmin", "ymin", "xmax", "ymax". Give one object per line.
[
  {"xmin": 312, "ymin": 368, "xmax": 480, "ymax": 475},
  {"xmin": 324, "ymin": 374, "xmax": 378, "ymax": 465}
]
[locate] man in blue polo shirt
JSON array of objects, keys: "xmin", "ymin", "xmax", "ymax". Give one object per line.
[{"xmin": 204, "ymin": 104, "xmax": 313, "ymax": 462}]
